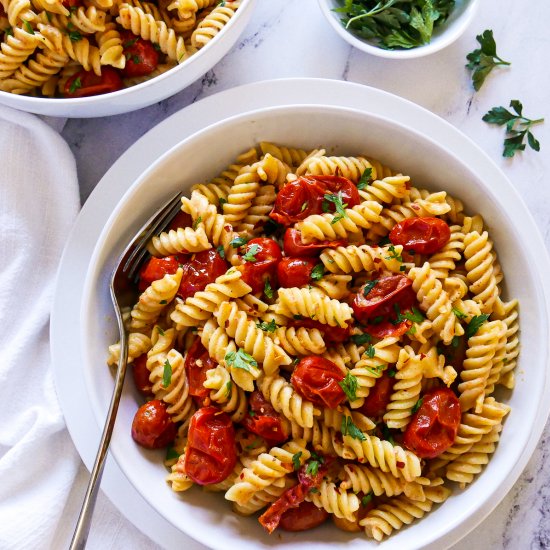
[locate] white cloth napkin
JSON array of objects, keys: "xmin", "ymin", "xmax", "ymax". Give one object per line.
[{"xmin": 0, "ymin": 106, "xmax": 161, "ymax": 550}]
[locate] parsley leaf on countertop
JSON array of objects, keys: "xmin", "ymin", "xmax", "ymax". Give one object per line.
[{"xmin": 466, "ymin": 29, "xmax": 510, "ymax": 91}]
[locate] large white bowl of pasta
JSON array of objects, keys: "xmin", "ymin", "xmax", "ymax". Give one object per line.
[
  {"xmin": 81, "ymin": 103, "xmax": 550, "ymax": 549},
  {"xmin": 0, "ymin": 0, "xmax": 255, "ymax": 117}
]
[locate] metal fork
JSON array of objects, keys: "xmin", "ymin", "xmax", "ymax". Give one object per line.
[{"xmin": 69, "ymin": 191, "xmax": 183, "ymax": 550}]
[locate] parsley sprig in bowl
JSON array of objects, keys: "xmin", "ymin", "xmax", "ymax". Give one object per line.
[{"xmin": 318, "ymin": 0, "xmax": 480, "ymax": 58}]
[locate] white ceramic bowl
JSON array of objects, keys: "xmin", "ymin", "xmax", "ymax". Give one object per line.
[
  {"xmin": 0, "ymin": 0, "xmax": 256, "ymax": 118},
  {"xmin": 318, "ymin": 0, "xmax": 480, "ymax": 58},
  {"xmin": 81, "ymin": 103, "xmax": 549, "ymax": 549}
]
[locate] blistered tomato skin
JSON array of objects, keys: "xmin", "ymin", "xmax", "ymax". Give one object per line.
[
  {"xmin": 389, "ymin": 217, "xmax": 451, "ymax": 255},
  {"xmin": 277, "ymin": 257, "xmax": 318, "ymax": 288},
  {"xmin": 138, "ymin": 255, "xmax": 180, "ymax": 292},
  {"xmin": 131, "ymin": 400, "xmax": 177, "ymax": 449},
  {"xmin": 184, "ymin": 337, "xmax": 216, "ymax": 401},
  {"xmin": 403, "ymin": 388, "xmax": 461, "ymax": 459},
  {"xmin": 120, "ymin": 31, "xmax": 159, "ymax": 78},
  {"xmin": 132, "ymin": 353, "xmax": 153, "ymax": 396},
  {"xmin": 242, "ymin": 391, "xmax": 288, "ymax": 444},
  {"xmin": 64, "ymin": 67, "xmax": 123, "ymax": 98},
  {"xmin": 359, "ymin": 371, "xmax": 396, "ymax": 418},
  {"xmin": 238, "ymin": 238, "xmax": 282, "ymax": 294},
  {"xmin": 283, "ymin": 228, "xmax": 346, "ymax": 257},
  {"xmin": 178, "ymin": 249, "xmax": 228, "ymax": 300},
  {"xmin": 184, "ymin": 407, "xmax": 237, "ymax": 485},
  {"xmin": 291, "ymin": 356, "xmax": 346, "ymax": 409},
  {"xmin": 279, "ymin": 501, "xmax": 329, "ymax": 532}
]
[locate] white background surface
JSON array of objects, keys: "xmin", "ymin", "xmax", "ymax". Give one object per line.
[{"xmin": 57, "ymin": 0, "xmax": 550, "ymax": 548}]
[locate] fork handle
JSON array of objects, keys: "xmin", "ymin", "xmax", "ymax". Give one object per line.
[{"xmin": 69, "ymin": 331, "xmax": 129, "ymax": 550}]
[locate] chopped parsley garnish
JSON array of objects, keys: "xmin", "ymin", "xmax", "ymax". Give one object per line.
[
  {"xmin": 292, "ymin": 451, "xmax": 302, "ymax": 471},
  {"xmin": 23, "ymin": 20, "xmax": 34, "ymax": 34},
  {"xmin": 310, "ymin": 264, "xmax": 325, "ymax": 281},
  {"xmin": 365, "ymin": 344, "xmax": 376, "ymax": 358},
  {"xmin": 165, "ymin": 446, "xmax": 180, "ymax": 461},
  {"xmin": 159, "ymin": 299, "xmax": 167, "ymax": 305},
  {"xmin": 394, "ymin": 306, "xmax": 424, "ymax": 325},
  {"xmin": 256, "ymin": 319, "xmax": 277, "ymax": 333},
  {"xmin": 68, "ymin": 30, "xmax": 82, "ymax": 41},
  {"xmin": 293, "ymin": 314, "xmax": 304, "ymax": 320},
  {"xmin": 361, "ymin": 492, "xmax": 373, "ymax": 507},
  {"xmin": 69, "ymin": 77, "xmax": 82, "ymax": 94},
  {"xmin": 365, "ymin": 364, "xmax": 384, "ymax": 377},
  {"xmin": 381, "ymin": 423, "xmax": 395, "ymax": 445},
  {"xmin": 242, "ymin": 244, "xmax": 260, "ymax": 262},
  {"xmin": 225, "ymin": 380, "xmax": 232, "ymax": 398},
  {"xmin": 363, "ymin": 279, "xmax": 378, "ymax": 297},
  {"xmin": 225, "ymin": 348, "xmax": 258, "ymax": 373},
  {"xmin": 264, "ymin": 278, "xmax": 273, "ymax": 299},
  {"xmin": 230, "ymin": 235, "xmax": 248, "ymax": 248},
  {"xmin": 452, "ymin": 307, "xmax": 467, "ymax": 320},
  {"xmin": 371, "ymin": 315, "xmax": 384, "ymax": 325},
  {"xmin": 244, "ymin": 438, "xmax": 261, "ymax": 451},
  {"xmin": 451, "ymin": 335, "xmax": 460, "ymax": 348},
  {"xmin": 162, "ymin": 359, "xmax": 172, "ymax": 388},
  {"xmin": 123, "ymin": 38, "xmax": 138, "ymax": 48},
  {"xmin": 338, "ymin": 372, "xmax": 358, "ymax": 402},
  {"xmin": 466, "ymin": 29, "xmax": 510, "ymax": 91},
  {"xmin": 219, "ymin": 197, "xmax": 227, "ymax": 206},
  {"xmin": 306, "ymin": 460, "xmax": 319, "ymax": 476},
  {"xmin": 4, "ymin": 27, "xmax": 13, "ymax": 36},
  {"xmin": 350, "ymin": 332, "xmax": 371, "ymax": 345},
  {"xmin": 385, "ymin": 245, "xmax": 403, "ymax": 262},
  {"xmin": 156, "ymin": 326, "xmax": 165, "ymax": 336},
  {"xmin": 387, "ymin": 368, "xmax": 396, "ymax": 378},
  {"xmin": 357, "ymin": 167, "xmax": 373, "ymax": 190},
  {"xmin": 192, "ymin": 215, "xmax": 202, "ymax": 229},
  {"xmin": 323, "ymin": 191, "xmax": 348, "ymax": 224},
  {"xmin": 309, "ymin": 487, "xmax": 319, "ymax": 494},
  {"xmin": 466, "ymin": 314, "xmax": 490, "ymax": 338},
  {"xmin": 341, "ymin": 416, "xmax": 366, "ymax": 441},
  {"xmin": 378, "ymin": 236, "xmax": 391, "ymax": 246},
  {"xmin": 217, "ymin": 245, "xmax": 225, "ymax": 259},
  {"xmin": 411, "ymin": 397, "xmax": 424, "ymax": 414},
  {"xmin": 300, "ymin": 201, "xmax": 309, "ymax": 212}
]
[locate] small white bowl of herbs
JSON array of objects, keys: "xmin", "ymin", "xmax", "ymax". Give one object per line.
[{"xmin": 318, "ymin": 0, "xmax": 480, "ymax": 58}]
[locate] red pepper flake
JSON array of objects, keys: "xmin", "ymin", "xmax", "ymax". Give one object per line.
[
  {"xmin": 396, "ymin": 461, "xmax": 405, "ymax": 469},
  {"xmin": 411, "ymin": 204, "xmax": 420, "ymax": 211},
  {"xmin": 420, "ymin": 353, "xmax": 426, "ymax": 360},
  {"xmin": 240, "ymin": 472, "xmax": 245, "ymax": 479}
]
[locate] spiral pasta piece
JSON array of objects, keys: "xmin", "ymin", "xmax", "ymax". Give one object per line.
[
  {"xmin": 306, "ymin": 480, "xmax": 360, "ymax": 522},
  {"xmin": 298, "ymin": 155, "xmax": 373, "ymax": 183},
  {"xmin": 0, "ymin": 26, "xmax": 41, "ymax": 79},
  {"xmin": 237, "ymin": 184, "xmax": 277, "ymax": 236},
  {"xmin": 271, "ymin": 287, "xmax": 353, "ymax": 328},
  {"xmin": 3, "ymin": 0, "xmax": 37, "ymax": 27},
  {"xmin": 170, "ymin": 268, "xmax": 251, "ymax": 329},
  {"xmin": 274, "ymin": 326, "xmax": 326, "ymax": 356},
  {"xmin": 96, "ymin": 21, "xmax": 125, "ymax": 68},
  {"xmin": 60, "ymin": 33, "xmax": 102, "ymax": 75},
  {"xmin": 428, "ymin": 224, "xmax": 465, "ymax": 278},
  {"xmin": 203, "ymin": 366, "xmax": 248, "ymax": 423},
  {"xmin": 320, "ymin": 243, "xmax": 404, "ymax": 275},
  {"xmin": 296, "ymin": 201, "xmax": 383, "ymax": 244},
  {"xmin": 312, "ymin": 274, "xmax": 351, "ymax": 301},
  {"xmin": 191, "ymin": 181, "xmax": 231, "ymax": 207},
  {"xmin": 358, "ymin": 175, "xmax": 411, "ymax": 204},
  {"xmin": 224, "ymin": 440, "xmax": 310, "ymax": 505},
  {"xmin": 254, "ymin": 153, "xmax": 291, "ymax": 187},
  {"xmin": 233, "ymin": 477, "xmax": 296, "ymax": 516},
  {"xmin": 199, "ymin": 318, "xmax": 236, "ymax": 364},
  {"xmin": 147, "ymin": 224, "xmax": 211, "ymax": 256},
  {"xmin": 286, "ymin": 417, "xmax": 337, "ymax": 456},
  {"xmin": 260, "ymin": 375, "xmax": 320, "ymax": 429},
  {"xmin": 53, "ymin": 6, "xmax": 107, "ymax": 33},
  {"xmin": 493, "ymin": 299, "xmax": 519, "ymax": 389},
  {"xmin": 106, "ymin": 331, "xmax": 152, "ymax": 366},
  {"xmin": 167, "ymin": 454, "xmax": 194, "ymax": 492},
  {"xmin": 190, "ymin": 1, "xmax": 238, "ymax": 49},
  {"xmin": 130, "ymin": 268, "xmax": 182, "ymax": 329},
  {"xmin": 259, "ymin": 142, "xmax": 309, "ymax": 168},
  {"xmin": 221, "ymin": 164, "xmax": 261, "ymax": 225}
]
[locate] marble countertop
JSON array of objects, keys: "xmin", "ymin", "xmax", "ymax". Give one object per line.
[{"xmin": 59, "ymin": 0, "xmax": 550, "ymax": 548}]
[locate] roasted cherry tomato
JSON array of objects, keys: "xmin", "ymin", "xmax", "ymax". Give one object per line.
[
  {"xmin": 238, "ymin": 237, "xmax": 282, "ymax": 294},
  {"xmin": 178, "ymin": 249, "xmax": 228, "ymax": 300},
  {"xmin": 283, "ymin": 228, "xmax": 347, "ymax": 257},
  {"xmin": 138, "ymin": 255, "xmax": 180, "ymax": 292},
  {"xmin": 291, "ymin": 356, "xmax": 345, "ymax": 409},
  {"xmin": 270, "ymin": 175, "xmax": 360, "ymax": 226},
  {"xmin": 64, "ymin": 67, "xmax": 123, "ymax": 98},
  {"xmin": 184, "ymin": 337, "xmax": 216, "ymax": 401},
  {"xmin": 280, "ymin": 501, "xmax": 329, "ymax": 532},
  {"xmin": 363, "ymin": 318, "xmax": 412, "ymax": 339},
  {"xmin": 183, "ymin": 407, "xmax": 237, "ymax": 485},
  {"xmin": 352, "ymin": 275, "xmax": 416, "ymax": 323},
  {"xmin": 132, "ymin": 353, "xmax": 153, "ymax": 396},
  {"xmin": 168, "ymin": 210, "xmax": 193, "ymax": 231},
  {"xmin": 289, "ymin": 318, "xmax": 351, "ymax": 344},
  {"xmin": 242, "ymin": 391, "xmax": 287, "ymax": 444},
  {"xmin": 389, "ymin": 217, "xmax": 451, "ymax": 255},
  {"xmin": 403, "ymin": 388, "xmax": 461, "ymax": 459},
  {"xmin": 120, "ymin": 31, "xmax": 159, "ymax": 78},
  {"xmin": 131, "ymin": 399, "xmax": 177, "ymax": 449},
  {"xmin": 359, "ymin": 371, "xmax": 395, "ymax": 417},
  {"xmin": 61, "ymin": 0, "xmax": 80, "ymax": 7},
  {"xmin": 277, "ymin": 257, "xmax": 318, "ymax": 288}
]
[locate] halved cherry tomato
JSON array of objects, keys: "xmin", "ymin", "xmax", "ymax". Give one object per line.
[
  {"xmin": 351, "ymin": 275, "xmax": 416, "ymax": 323},
  {"xmin": 131, "ymin": 399, "xmax": 177, "ymax": 449},
  {"xmin": 291, "ymin": 356, "xmax": 345, "ymax": 409},
  {"xmin": 183, "ymin": 407, "xmax": 237, "ymax": 485},
  {"xmin": 138, "ymin": 255, "xmax": 180, "ymax": 292},
  {"xmin": 238, "ymin": 237, "xmax": 282, "ymax": 294},
  {"xmin": 132, "ymin": 353, "xmax": 152, "ymax": 396},
  {"xmin": 403, "ymin": 388, "xmax": 461, "ymax": 459},
  {"xmin": 61, "ymin": 0, "xmax": 80, "ymax": 7},
  {"xmin": 120, "ymin": 31, "xmax": 159, "ymax": 78},
  {"xmin": 389, "ymin": 217, "xmax": 451, "ymax": 255},
  {"xmin": 279, "ymin": 501, "xmax": 329, "ymax": 532},
  {"xmin": 184, "ymin": 337, "xmax": 216, "ymax": 401},
  {"xmin": 178, "ymin": 249, "xmax": 228, "ymax": 300},
  {"xmin": 283, "ymin": 228, "xmax": 347, "ymax": 257},
  {"xmin": 241, "ymin": 391, "xmax": 287, "ymax": 444},
  {"xmin": 64, "ymin": 67, "xmax": 123, "ymax": 98},
  {"xmin": 358, "ymin": 371, "xmax": 395, "ymax": 417},
  {"xmin": 168, "ymin": 210, "xmax": 193, "ymax": 231},
  {"xmin": 270, "ymin": 175, "xmax": 360, "ymax": 226},
  {"xmin": 363, "ymin": 318, "xmax": 412, "ymax": 339},
  {"xmin": 277, "ymin": 257, "xmax": 318, "ymax": 288},
  {"xmin": 289, "ymin": 318, "xmax": 351, "ymax": 344}
]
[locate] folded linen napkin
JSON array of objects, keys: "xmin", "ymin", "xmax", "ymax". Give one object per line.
[{"xmin": 0, "ymin": 106, "xmax": 160, "ymax": 550}]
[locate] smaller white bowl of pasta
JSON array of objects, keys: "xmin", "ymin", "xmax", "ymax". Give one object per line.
[
  {"xmin": 81, "ymin": 103, "xmax": 550, "ymax": 549},
  {"xmin": 0, "ymin": 0, "xmax": 256, "ymax": 117},
  {"xmin": 318, "ymin": 0, "xmax": 480, "ymax": 59}
]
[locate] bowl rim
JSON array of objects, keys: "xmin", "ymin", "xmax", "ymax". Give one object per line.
[
  {"xmin": 80, "ymin": 101, "xmax": 550, "ymax": 550},
  {"xmin": 0, "ymin": 0, "xmax": 255, "ymax": 106},
  {"xmin": 317, "ymin": 0, "xmax": 481, "ymax": 59}
]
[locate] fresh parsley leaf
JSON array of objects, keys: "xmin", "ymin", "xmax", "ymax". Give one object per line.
[
  {"xmin": 371, "ymin": 315, "xmax": 384, "ymax": 325},
  {"xmin": 452, "ymin": 307, "xmax": 467, "ymax": 320},
  {"xmin": 341, "ymin": 416, "xmax": 367, "ymax": 441},
  {"xmin": 385, "ymin": 245, "xmax": 403, "ymax": 262},
  {"xmin": 309, "ymin": 487, "xmax": 319, "ymax": 494},
  {"xmin": 339, "ymin": 372, "xmax": 358, "ymax": 401},
  {"xmin": 242, "ymin": 243, "xmax": 260, "ymax": 262},
  {"xmin": 365, "ymin": 364, "xmax": 384, "ymax": 377},
  {"xmin": 363, "ymin": 279, "xmax": 378, "ymax": 297},
  {"xmin": 300, "ymin": 201, "xmax": 309, "ymax": 212},
  {"xmin": 357, "ymin": 167, "xmax": 373, "ymax": 190},
  {"xmin": 225, "ymin": 380, "xmax": 232, "ymax": 398},
  {"xmin": 411, "ymin": 397, "xmax": 424, "ymax": 414},
  {"xmin": 219, "ymin": 197, "xmax": 227, "ymax": 206},
  {"xmin": 217, "ymin": 245, "xmax": 225, "ymax": 259},
  {"xmin": 483, "ymin": 100, "xmax": 544, "ymax": 157},
  {"xmin": 378, "ymin": 236, "xmax": 391, "ymax": 246},
  {"xmin": 162, "ymin": 359, "xmax": 172, "ymax": 388},
  {"xmin": 381, "ymin": 423, "xmax": 395, "ymax": 445},
  {"xmin": 69, "ymin": 77, "xmax": 82, "ymax": 94},
  {"xmin": 387, "ymin": 368, "xmax": 396, "ymax": 378},
  {"xmin": 225, "ymin": 348, "xmax": 258, "ymax": 373},
  {"xmin": 350, "ymin": 332, "xmax": 371, "ymax": 345},
  {"xmin": 248, "ymin": 410, "xmax": 255, "ymax": 417},
  {"xmin": 68, "ymin": 30, "xmax": 82, "ymax": 41},
  {"xmin": 192, "ymin": 216, "xmax": 202, "ymax": 230},
  {"xmin": 466, "ymin": 314, "xmax": 490, "ymax": 338},
  {"xmin": 366, "ymin": 344, "xmax": 376, "ymax": 358},
  {"xmin": 310, "ymin": 264, "xmax": 325, "ymax": 281},
  {"xmin": 306, "ymin": 460, "xmax": 319, "ymax": 476},
  {"xmin": 361, "ymin": 492, "xmax": 373, "ymax": 507},
  {"xmin": 244, "ymin": 438, "xmax": 261, "ymax": 451},
  {"xmin": 451, "ymin": 335, "xmax": 460, "ymax": 348},
  {"xmin": 23, "ymin": 20, "xmax": 34, "ymax": 34},
  {"xmin": 292, "ymin": 451, "xmax": 302, "ymax": 471},
  {"xmin": 159, "ymin": 299, "xmax": 167, "ymax": 305},
  {"xmin": 230, "ymin": 235, "xmax": 248, "ymax": 248},
  {"xmin": 256, "ymin": 319, "xmax": 277, "ymax": 332},
  {"xmin": 165, "ymin": 446, "xmax": 180, "ymax": 461},
  {"xmin": 323, "ymin": 191, "xmax": 348, "ymax": 224},
  {"xmin": 293, "ymin": 314, "xmax": 304, "ymax": 320},
  {"xmin": 4, "ymin": 26, "xmax": 13, "ymax": 36},
  {"xmin": 466, "ymin": 30, "xmax": 510, "ymax": 91},
  {"xmin": 264, "ymin": 278, "xmax": 273, "ymax": 299},
  {"xmin": 156, "ymin": 326, "xmax": 165, "ymax": 336}
]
